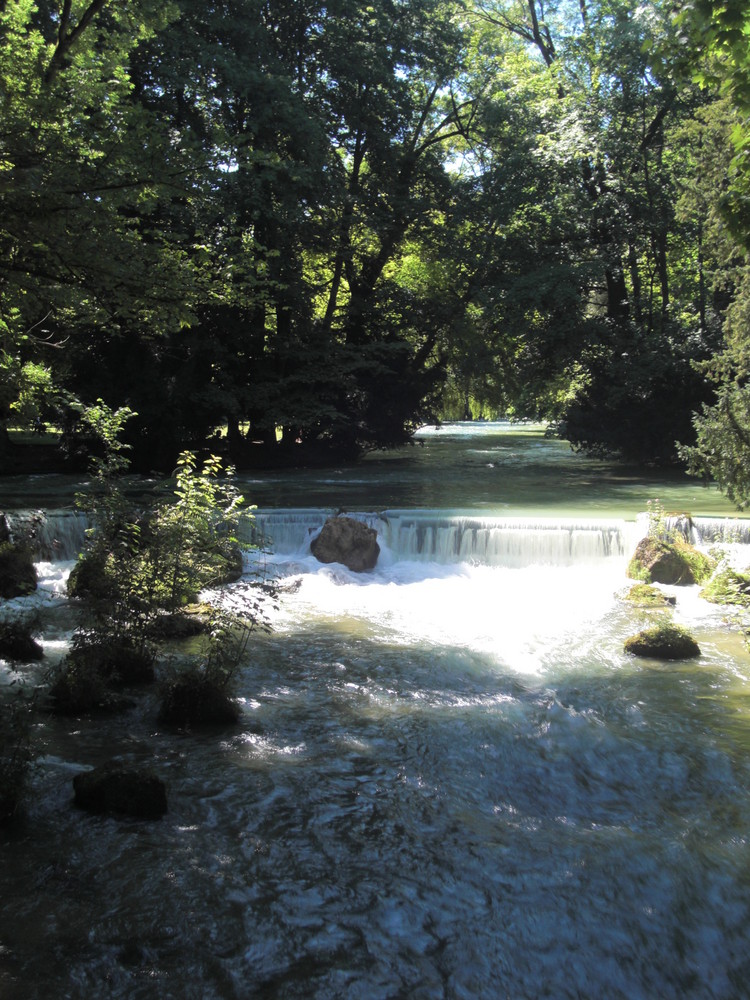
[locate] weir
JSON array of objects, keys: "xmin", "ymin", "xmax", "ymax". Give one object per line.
[
  {"xmin": 247, "ymin": 509, "xmax": 646, "ymax": 567},
  {"xmin": 9, "ymin": 507, "xmax": 750, "ymax": 568},
  {"xmin": 5, "ymin": 509, "xmax": 89, "ymax": 561}
]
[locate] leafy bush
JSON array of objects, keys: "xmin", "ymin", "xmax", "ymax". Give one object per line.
[
  {"xmin": 0, "ymin": 542, "xmax": 37, "ymax": 598},
  {"xmin": 700, "ymin": 567, "xmax": 750, "ymax": 607},
  {"xmin": 0, "ymin": 617, "xmax": 44, "ymax": 661},
  {"xmin": 61, "ymin": 402, "xmax": 271, "ymax": 721}
]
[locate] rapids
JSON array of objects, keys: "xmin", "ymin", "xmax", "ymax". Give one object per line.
[{"xmin": 2, "ymin": 422, "xmax": 750, "ymax": 999}]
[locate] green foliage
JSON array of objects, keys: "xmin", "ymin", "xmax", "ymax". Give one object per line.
[
  {"xmin": 0, "ymin": 542, "xmax": 37, "ymax": 598},
  {"xmin": 646, "ymin": 499, "xmax": 668, "ymax": 539},
  {"xmin": 680, "ymin": 384, "xmax": 750, "ymax": 509},
  {"xmin": 62, "ymin": 402, "xmax": 269, "ymax": 717},
  {"xmin": 0, "ymin": 616, "xmax": 44, "ymax": 662},
  {"xmin": 700, "ymin": 566, "xmax": 750, "ymax": 608},
  {"xmin": 1, "ymin": 0, "xmax": 748, "ymax": 473}
]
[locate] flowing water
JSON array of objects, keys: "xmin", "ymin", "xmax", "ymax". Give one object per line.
[{"xmin": 2, "ymin": 423, "xmax": 750, "ymax": 999}]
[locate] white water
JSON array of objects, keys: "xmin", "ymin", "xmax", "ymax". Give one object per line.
[{"xmin": 3, "ymin": 425, "xmax": 750, "ymax": 999}]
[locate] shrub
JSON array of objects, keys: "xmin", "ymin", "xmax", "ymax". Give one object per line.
[
  {"xmin": 0, "ymin": 542, "xmax": 37, "ymax": 598},
  {"xmin": 157, "ymin": 607, "xmax": 255, "ymax": 727},
  {"xmin": 0, "ymin": 617, "xmax": 44, "ymax": 661},
  {"xmin": 59, "ymin": 402, "xmax": 272, "ymax": 725},
  {"xmin": 700, "ymin": 567, "xmax": 750, "ymax": 607}
]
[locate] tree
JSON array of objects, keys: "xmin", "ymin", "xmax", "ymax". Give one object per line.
[
  {"xmin": 0, "ymin": 0, "xmax": 197, "ymax": 465},
  {"xmin": 672, "ymin": 2, "xmax": 750, "ymax": 504},
  {"xmin": 442, "ymin": 0, "xmax": 722, "ymax": 461}
]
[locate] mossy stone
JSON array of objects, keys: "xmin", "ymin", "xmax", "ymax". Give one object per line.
[
  {"xmin": 627, "ymin": 537, "xmax": 714, "ymax": 586},
  {"xmin": 158, "ymin": 673, "xmax": 240, "ymax": 727},
  {"xmin": 624, "ymin": 623, "xmax": 701, "ymax": 660},
  {"xmin": 0, "ymin": 543, "xmax": 37, "ymax": 599},
  {"xmin": 623, "ymin": 583, "xmax": 676, "ymax": 609}
]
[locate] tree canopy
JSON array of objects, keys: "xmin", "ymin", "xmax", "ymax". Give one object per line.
[{"xmin": 2, "ymin": 0, "xmax": 749, "ymax": 499}]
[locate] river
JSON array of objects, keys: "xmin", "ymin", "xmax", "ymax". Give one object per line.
[{"xmin": 1, "ymin": 422, "xmax": 750, "ymax": 999}]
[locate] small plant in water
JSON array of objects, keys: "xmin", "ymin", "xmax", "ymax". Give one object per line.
[
  {"xmin": 646, "ymin": 498, "xmax": 672, "ymax": 541},
  {"xmin": 60, "ymin": 400, "xmax": 274, "ymax": 719}
]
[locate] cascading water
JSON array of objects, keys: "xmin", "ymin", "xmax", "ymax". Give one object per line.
[{"xmin": 2, "ymin": 423, "xmax": 750, "ymax": 999}]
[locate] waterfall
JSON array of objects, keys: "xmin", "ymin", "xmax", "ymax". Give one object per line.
[
  {"xmin": 670, "ymin": 515, "xmax": 750, "ymax": 546},
  {"xmin": 248, "ymin": 509, "xmax": 643, "ymax": 568},
  {"xmin": 5, "ymin": 509, "xmax": 89, "ymax": 560}
]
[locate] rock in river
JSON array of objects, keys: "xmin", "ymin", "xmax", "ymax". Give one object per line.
[{"xmin": 310, "ymin": 516, "xmax": 380, "ymax": 572}]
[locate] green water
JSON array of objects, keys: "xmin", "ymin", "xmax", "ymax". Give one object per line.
[
  {"xmin": 237, "ymin": 422, "xmax": 741, "ymax": 517},
  {"xmin": 0, "ymin": 421, "xmax": 740, "ymax": 519}
]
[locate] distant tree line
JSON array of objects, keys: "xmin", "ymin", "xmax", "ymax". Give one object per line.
[{"xmin": 1, "ymin": 0, "xmax": 749, "ymax": 500}]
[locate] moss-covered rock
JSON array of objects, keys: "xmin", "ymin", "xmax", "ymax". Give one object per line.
[
  {"xmin": 148, "ymin": 604, "xmax": 212, "ymax": 640},
  {"xmin": 622, "ymin": 583, "xmax": 677, "ymax": 609},
  {"xmin": 0, "ymin": 619, "xmax": 44, "ymax": 661},
  {"xmin": 49, "ymin": 664, "xmax": 127, "ymax": 715},
  {"xmin": 73, "ymin": 763, "xmax": 167, "ymax": 819},
  {"xmin": 158, "ymin": 671, "xmax": 240, "ymax": 727},
  {"xmin": 700, "ymin": 567, "xmax": 750, "ymax": 608},
  {"xmin": 48, "ymin": 640, "xmax": 151, "ymax": 715},
  {"xmin": 66, "ymin": 550, "xmax": 116, "ymax": 601},
  {"xmin": 624, "ymin": 622, "xmax": 701, "ymax": 660},
  {"xmin": 0, "ymin": 543, "xmax": 37, "ymax": 599},
  {"xmin": 627, "ymin": 537, "xmax": 715, "ymax": 586}
]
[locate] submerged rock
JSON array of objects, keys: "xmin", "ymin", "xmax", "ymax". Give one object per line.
[
  {"xmin": 624, "ymin": 623, "xmax": 701, "ymax": 660},
  {"xmin": 73, "ymin": 763, "xmax": 167, "ymax": 819},
  {"xmin": 310, "ymin": 516, "xmax": 380, "ymax": 572},
  {"xmin": 627, "ymin": 537, "xmax": 714, "ymax": 586}
]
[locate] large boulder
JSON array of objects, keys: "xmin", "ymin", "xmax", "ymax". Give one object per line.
[
  {"xmin": 627, "ymin": 537, "xmax": 714, "ymax": 586},
  {"xmin": 310, "ymin": 516, "xmax": 380, "ymax": 572},
  {"xmin": 0, "ymin": 543, "xmax": 37, "ymax": 599},
  {"xmin": 73, "ymin": 763, "xmax": 167, "ymax": 819}
]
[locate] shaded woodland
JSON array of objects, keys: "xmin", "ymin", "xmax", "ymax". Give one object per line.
[{"xmin": 2, "ymin": 0, "xmax": 750, "ymax": 501}]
